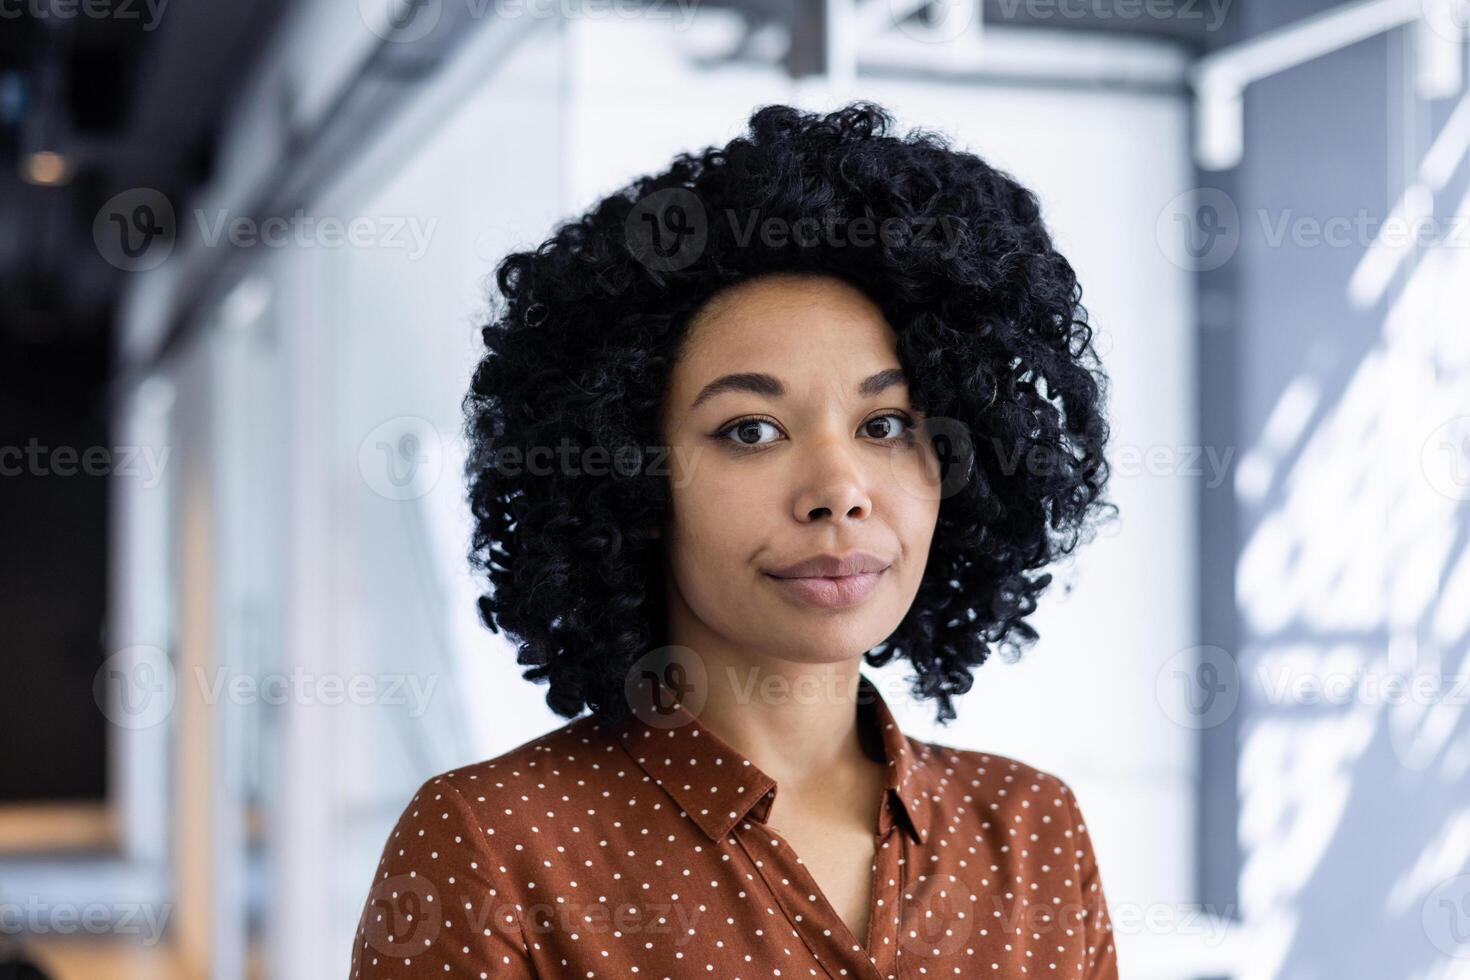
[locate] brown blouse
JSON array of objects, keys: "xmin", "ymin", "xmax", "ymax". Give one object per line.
[{"xmin": 349, "ymin": 673, "xmax": 1119, "ymax": 979}]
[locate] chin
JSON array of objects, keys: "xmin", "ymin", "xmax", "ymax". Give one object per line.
[{"xmin": 757, "ymin": 618, "xmax": 897, "ymax": 664}]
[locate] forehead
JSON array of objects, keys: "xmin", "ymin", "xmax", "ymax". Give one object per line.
[{"xmin": 674, "ymin": 273, "xmax": 900, "ymax": 381}]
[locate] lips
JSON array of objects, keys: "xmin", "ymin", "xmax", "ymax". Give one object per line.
[
  {"xmin": 767, "ymin": 571, "xmax": 886, "ymax": 609},
  {"xmin": 764, "ymin": 552, "xmax": 893, "ymax": 610},
  {"xmin": 766, "ymin": 551, "xmax": 892, "ymax": 579}
]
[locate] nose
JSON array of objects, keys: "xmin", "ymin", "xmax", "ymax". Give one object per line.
[{"xmin": 792, "ymin": 434, "xmax": 873, "ymax": 524}]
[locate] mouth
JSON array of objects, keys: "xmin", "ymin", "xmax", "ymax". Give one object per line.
[{"xmin": 763, "ymin": 566, "xmax": 890, "ymax": 609}]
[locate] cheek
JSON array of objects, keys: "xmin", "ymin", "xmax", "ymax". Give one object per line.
[
  {"xmin": 666, "ymin": 455, "xmax": 776, "ymax": 572},
  {"xmin": 663, "ymin": 464, "xmax": 781, "ymax": 638},
  {"xmin": 682, "ymin": 442, "xmax": 781, "ymax": 506},
  {"xmin": 881, "ymin": 487, "xmax": 940, "ymax": 578}
]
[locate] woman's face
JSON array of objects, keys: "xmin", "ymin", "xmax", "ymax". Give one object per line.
[{"xmin": 657, "ymin": 272, "xmax": 943, "ymax": 671}]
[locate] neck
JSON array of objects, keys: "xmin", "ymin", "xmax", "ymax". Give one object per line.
[{"xmin": 665, "ymin": 643, "xmax": 876, "ymax": 797}]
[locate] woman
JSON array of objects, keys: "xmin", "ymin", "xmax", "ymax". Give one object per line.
[{"xmin": 350, "ymin": 101, "xmax": 1118, "ymax": 979}]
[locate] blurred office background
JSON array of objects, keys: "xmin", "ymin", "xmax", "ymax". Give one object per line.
[{"xmin": 2, "ymin": 0, "xmax": 1469, "ymax": 977}]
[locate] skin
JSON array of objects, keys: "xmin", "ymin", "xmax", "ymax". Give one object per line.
[{"xmin": 654, "ymin": 271, "xmax": 943, "ymax": 947}]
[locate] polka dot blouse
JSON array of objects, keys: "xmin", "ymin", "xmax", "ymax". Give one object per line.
[{"xmin": 349, "ymin": 673, "xmax": 1118, "ymax": 979}]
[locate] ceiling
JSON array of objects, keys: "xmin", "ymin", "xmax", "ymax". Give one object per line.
[
  {"xmin": 0, "ymin": 0, "xmax": 288, "ymax": 352},
  {"xmin": 0, "ymin": 0, "xmax": 1234, "ymax": 361}
]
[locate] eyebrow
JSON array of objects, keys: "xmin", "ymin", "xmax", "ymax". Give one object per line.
[{"xmin": 689, "ymin": 367, "xmax": 908, "ymax": 409}]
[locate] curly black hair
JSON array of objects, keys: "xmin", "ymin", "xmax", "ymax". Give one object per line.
[{"xmin": 462, "ymin": 100, "xmax": 1115, "ymax": 726}]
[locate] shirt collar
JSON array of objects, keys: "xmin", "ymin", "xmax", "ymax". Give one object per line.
[{"xmin": 613, "ymin": 671, "xmax": 934, "ymax": 846}]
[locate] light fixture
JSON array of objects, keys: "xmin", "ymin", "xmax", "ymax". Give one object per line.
[
  {"xmin": 21, "ymin": 149, "xmax": 70, "ymax": 186},
  {"xmin": 18, "ymin": 28, "xmax": 72, "ymax": 186}
]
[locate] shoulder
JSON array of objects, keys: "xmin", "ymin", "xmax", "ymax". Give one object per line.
[
  {"xmin": 424, "ymin": 712, "xmax": 624, "ymax": 793},
  {"xmin": 350, "ymin": 720, "xmax": 629, "ymax": 976},
  {"xmin": 918, "ymin": 739, "xmax": 1078, "ymax": 797},
  {"xmin": 384, "ymin": 711, "xmax": 632, "ymax": 857},
  {"xmin": 405, "ymin": 710, "xmax": 621, "ymax": 798},
  {"xmin": 913, "ymin": 740, "xmax": 1097, "ymax": 841}
]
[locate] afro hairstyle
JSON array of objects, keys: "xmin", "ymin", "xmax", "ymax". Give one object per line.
[{"xmin": 462, "ymin": 100, "xmax": 1116, "ymax": 726}]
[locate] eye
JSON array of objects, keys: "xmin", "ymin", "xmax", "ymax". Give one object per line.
[
  {"xmin": 713, "ymin": 412, "xmax": 918, "ymax": 451},
  {"xmin": 861, "ymin": 412, "xmax": 918, "ymax": 443},
  {"xmin": 717, "ymin": 416, "xmax": 784, "ymax": 448}
]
